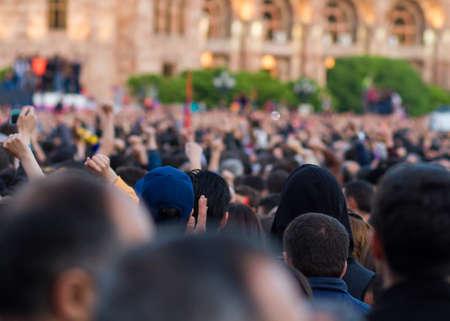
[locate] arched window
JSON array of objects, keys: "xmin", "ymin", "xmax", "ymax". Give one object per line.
[
  {"xmin": 324, "ymin": 0, "xmax": 358, "ymax": 45},
  {"xmin": 388, "ymin": 0, "xmax": 425, "ymax": 46},
  {"xmin": 154, "ymin": 0, "xmax": 186, "ymax": 35},
  {"xmin": 48, "ymin": 0, "xmax": 67, "ymax": 30},
  {"xmin": 203, "ymin": 0, "xmax": 232, "ymax": 39},
  {"xmin": 261, "ymin": 0, "xmax": 293, "ymax": 42}
]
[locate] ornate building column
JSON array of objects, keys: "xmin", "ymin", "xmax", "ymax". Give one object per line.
[{"xmin": 368, "ymin": 0, "xmax": 390, "ymax": 56}]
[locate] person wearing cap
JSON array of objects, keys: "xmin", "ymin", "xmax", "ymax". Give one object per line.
[{"xmin": 135, "ymin": 166, "xmax": 194, "ymax": 224}]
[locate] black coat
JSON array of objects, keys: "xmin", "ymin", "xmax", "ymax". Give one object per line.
[
  {"xmin": 368, "ymin": 279, "xmax": 450, "ymax": 321},
  {"xmin": 271, "ymin": 165, "xmax": 374, "ymax": 300}
]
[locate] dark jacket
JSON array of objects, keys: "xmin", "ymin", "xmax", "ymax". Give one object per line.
[
  {"xmin": 368, "ymin": 279, "xmax": 450, "ymax": 321},
  {"xmin": 271, "ymin": 165, "xmax": 374, "ymax": 300},
  {"xmin": 309, "ymin": 277, "xmax": 371, "ymax": 315}
]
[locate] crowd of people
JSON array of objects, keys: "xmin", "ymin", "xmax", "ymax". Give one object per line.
[
  {"xmin": 0, "ymin": 102, "xmax": 449, "ymax": 321},
  {"xmin": 1, "ymin": 55, "xmax": 82, "ymax": 94}
]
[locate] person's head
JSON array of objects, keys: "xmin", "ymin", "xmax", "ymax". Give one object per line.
[
  {"xmin": 344, "ymin": 180, "xmax": 374, "ymax": 218},
  {"xmin": 341, "ymin": 161, "xmax": 360, "ymax": 184},
  {"xmin": 0, "ymin": 171, "xmax": 152, "ymax": 321},
  {"xmin": 95, "ymin": 235, "xmax": 308, "ymax": 321},
  {"xmin": 136, "ymin": 166, "xmax": 194, "ymax": 225},
  {"xmin": 267, "ymin": 170, "xmax": 289, "ymax": 194},
  {"xmin": 188, "ymin": 169, "xmax": 231, "ymax": 229},
  {"xmin": 283, "ymin": 213, "xmax": 349, "ymax": 278},
  {"xmin": 116, "ymin": 166, "xmax": 147, "ymax": 187},
  {"xmin": 235, "ymin": 185, "xmax": 260, "ymax": 210},
  {"xmin": 257, "ymin": 194, "xmax": 280, "ymax": 216},
  {"xmin": 272, "ymin": 165, "xmax": 354, "ymax": 255},
  {"xmin": 348, "ymin": 213, "xmax": 373, "ymax": 266},
  {"xmin": 222, "ymin": 203, "xmax": 264, "ymax": 239},
  {"xmin": 371, "ymin": 164, "xmax": 450, "ymax": 283},
  {"xmin": 235, "ymin": 174, "xmax": 265, "ymax": 193},
  {"xmin": 0, "ymin": 147, "xmax": 13, "ymax": 171}
]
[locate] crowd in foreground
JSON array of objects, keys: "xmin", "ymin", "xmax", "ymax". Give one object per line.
[{"xmin": 0, "ymin": 103, "xmax": 449, "ymax": 321}]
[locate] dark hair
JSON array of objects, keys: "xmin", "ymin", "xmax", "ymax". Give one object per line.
[
  {"xmin": 267, "ymin": 170, "xmax": 288, "ymax": 194},
  {"xmin": 157, "ymin": 207, "xmax": 181, "ymax": 222},
  {"xmin": 235, "ymin": 185, "xmax": 260, "ymax": 209},
  {"xmin": 0, "ymin": 147, "xmax": 13, "ymax": 171},
  {"xmin": 371, "ymin": 163, "xmax": 450, "ymax": 277},
  {"xmin": 223, "ymin": 203, "xmax": 264, "ymax": 239},
  {"xmin": 116, "ymin": 166, "xmax": 147, "ymax": 187},
  {"xmin": 188, "ymin": 170, "xmax": 231, "ymax": 229},
  {"xmin": 235, "ymin": 175, "xmax": 265, "ymax": 192},
  {"xmin": 258, "ymin": 194, "xmax": 280, "ymax": 216},
  {"xmin": 95, "ymin": 235, "xmax": 271, "ymax": 321},
  {"xmin": 345, "ymin": 180, "xmax": 374, "ymax": 213},
  {"xmin": 284, "ymin": 213, "xmax": 349, "ymax": 278},
  {"xmin": 0, "ymin": 172, "xmax": 120, "ymax": 316}
]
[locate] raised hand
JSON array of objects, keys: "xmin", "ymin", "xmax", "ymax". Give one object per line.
[
  {"xmin": 18, "ymin": 106, "xmax": 37, "ymax": 145},
  {"xmin": 186, "ymin": 141, "xmax": 203, "ymax": 170},
  {"xmin": 186, "ymin": 195, "xmax": 208, "ymax": 234},
  {"xmin": 85, "ymin": 154, "xmax": 118, "ymax": 183}
]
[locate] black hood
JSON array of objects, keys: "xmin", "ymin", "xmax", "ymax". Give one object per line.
[{"xmin": 271, "ymin": 164, "xmax": 354, "ymax": 254}]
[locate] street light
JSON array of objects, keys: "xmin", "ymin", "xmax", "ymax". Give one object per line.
[
  {"xmin": 213, "ymin": 70, "xmax": 236, "ymax": 105},
  {"xmin": 261, "ymin": 54, "xmax": 276, "ymax": 71},
  {"xmin": 325, "ymin": 56, "xmax": 336, "ymax": 70},
  {"xmin": 201, "ymin": 51, "xmax": 214, "ymax": 69}
]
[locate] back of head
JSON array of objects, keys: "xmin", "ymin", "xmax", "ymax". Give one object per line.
[
  {"xmin": 344, "ymin": 180, "xmax": 374, "ymax": 214},
  {"xmin": 136, "ymin": 166, "xmax": 194, "ymax": 224},
  {"xmin": 95, "ymin": 235, "xmax": 298, "ymax": 321},
  {"xmin": 267, "ymin": 170, "xmax": 289, "ymax": 194},
  {"xmin": 0, "ymin": 172, "xmax": 119, "ymax": 317},
  {"xmin": 371, "ymin": 163, "xmax": 450, "ymax": 278},
  {"xmin": 235, "ymin": 175, "xmax": 265, "ymax": 192},
  {"xmin": 284, "ymin": 213, "xmax": 349, "ymax": 278},
  {"xmin": 188, "ymin": 169, "xmax": 231, "ymax": 229},
  {"xmin": 348, "ymin": 214, "xmax": 372, "ymax": 265},
  {"xmin": 116, "ymin": 166, "xmax": 147, "ymax": 187},
  {"xmin": 222, "ymin": 203, "xmax": 263, "ymax": 239},
  {"xmin": 272, "ymin": 165, "xmax": 353, "ymax": 252}
]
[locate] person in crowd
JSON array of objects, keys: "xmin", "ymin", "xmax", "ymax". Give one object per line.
[
  {"xmin": 95, "ymin": 234, "xmax": 310, "ymax": 321},
  {"xmin": 222, "ymin": 203, "xmax": 264, "ymax": 240},
  {"xmin": 134, "ymin": 166, "xmax": 194, "ymax": 226},
  {"xmin": 283, "ymin": 213, "xmax": 371, "ymax": 315},
  {"xmin": 368, "ymin": 164, "xmax": 450, "ymax": 321},
  {"xmin": 0, "ymin": 172, "xmax": 153, "ymax": 321},
  {"xmin": 188, "ymin": 169, "xmax": 230, "ymax": 230},
  {"xmin": 266, "ymin": 169, "xmax": 289, "ymax": 194},
  {"xmin": 272, "ymin": 165, "xmax": 375, "ymax": 301},
  {"xmin": 348, "ymin": 213, "xmax": 374, "ymax": 269},
  {"xmin": 344, "ymin": 180, "xmax": 375, "ymax": 221}
]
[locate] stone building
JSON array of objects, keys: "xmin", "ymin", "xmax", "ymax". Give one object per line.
[{"xmin": 0, "ymin": 0, "xmax": 449, "ymax": 99}]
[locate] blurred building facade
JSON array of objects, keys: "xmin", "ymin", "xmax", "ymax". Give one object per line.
[{"xmin": 0, "ymin": 0, "xmax": 450, "ymax": 99}]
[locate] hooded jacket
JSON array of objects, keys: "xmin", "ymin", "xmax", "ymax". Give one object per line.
[{"xmin": 271, "ymin": 164, "xmax": 374, "ymax": 300}]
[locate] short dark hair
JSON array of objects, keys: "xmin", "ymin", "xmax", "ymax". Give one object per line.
[
  {"xmin": 284, "ymin": 213, "xmax": 349, "ymax": 278},
  {"xmin": 258, "ymin": 194, "xmax": 280, "ymax": 216},
  {"xmin": 0, "ymin": 147, "xmax": 13, "ymax": 171},
  {"xmin": 344, "ymin": 180, "xmax": 374, "ymax": 213},
  {"xmin": 371, "ymin": 163, "xmax": 450, "ymax": 277},
  {"xmin": 235, "ymin": 185, "xmax": 260, "ymax": 209},
  {"xmin": 95, "ymin": 235, "xmax": 270, "ymax": 321},
  {"xmin": 267, "ymin": 170, "xmax": 288, "ymax": 194},
  {"xmin": 188, "ymin": 170, "xmax": 231, "ymax": 229},
  {"xmin": 235, "ymin": 175, "xmax": 265, "ymax": 192},
  {"xmin": 0, "ymin": 172, "xmax": 120, "ymax": 317},
  {"xmin": 116, "ymin": 166, "xmax": 147, "ymax": 187}
]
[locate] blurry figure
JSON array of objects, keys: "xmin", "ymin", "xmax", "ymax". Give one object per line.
[
  {"xmin": 95, "ymin": 235, "xmax": 310, "ymax": 321},
  {"xmin": 369, "ymin": 164, "xmax": 450, "ymax": 321},
  {"xmin": 0, "ymin": 172, "xmax": 153, "ymax": 321}
]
